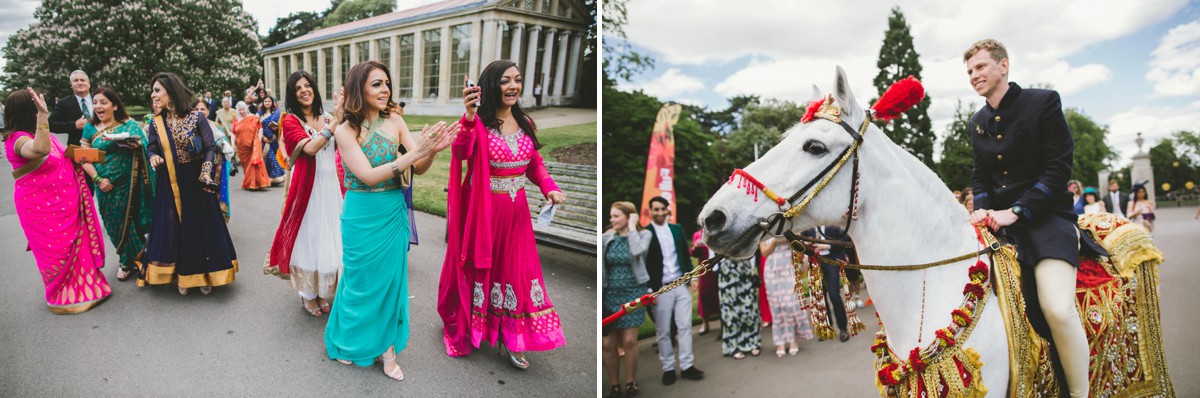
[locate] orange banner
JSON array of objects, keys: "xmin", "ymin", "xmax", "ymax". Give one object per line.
[{"xmin": 639, "ymin": 103, "xmax": 682, "ymax": 227}]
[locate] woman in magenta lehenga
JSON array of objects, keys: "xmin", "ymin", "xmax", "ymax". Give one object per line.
[
  {"xmin": 439, "ymin": 60, "xmax": 568, "ymax": 369},
  {"xmin": 3, "ymin": 88, "xmax": 111, "ymax": 314}
]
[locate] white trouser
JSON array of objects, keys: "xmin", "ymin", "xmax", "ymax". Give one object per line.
[
  {"xmin": 1036, "ymin": 258, "xmax": 1089, "ymax": 398},
  {"xmin": 653, "ymin": 287, "xmax": 694, "ymax": 371}
]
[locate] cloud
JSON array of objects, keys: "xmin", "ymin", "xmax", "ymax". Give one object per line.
[
  {"xmin": 624, "ymin": 68, "xmax": 706, "ymax": 99},
  {"xmin": 1106, "ymin": 99, "xmax": 1200, "ymax": 163},
  {"xmin": 625, "ymin": 0, "xmax": 1186, "ymax": 66},
  {"xmin": 625, "ymin": 0, "xmax": 1182, "ymax": 159},
  {"xmin": 0, "ymin": 0, "xmax": 40, "ymax": 71},
  {"xmin": 1147, "ymin": 19, "xmax": 1200, "ymax": 97}
]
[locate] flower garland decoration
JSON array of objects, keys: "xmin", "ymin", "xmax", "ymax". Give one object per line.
[{"xmin": 871, "ymin": 228, "xmax": 992, "ymax": 398}]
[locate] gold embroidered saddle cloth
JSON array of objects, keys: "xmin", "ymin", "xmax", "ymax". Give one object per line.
[{"xmin": 989, "ymin": 212, "xmax": 1174, "ymax": 397}]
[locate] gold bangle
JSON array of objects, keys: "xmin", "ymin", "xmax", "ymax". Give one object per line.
[
  {"xmin": 36, "ymin": 124, "xmax": 50, "ymax": 130},
  {"xmin": 390, "ymin": 161, "xmax": 402, "ymax": 178}
]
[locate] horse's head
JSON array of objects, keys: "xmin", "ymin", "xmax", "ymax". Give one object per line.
[{"xmin": 700, "ymin": 66, "xmax": 878, "ymax": 258}]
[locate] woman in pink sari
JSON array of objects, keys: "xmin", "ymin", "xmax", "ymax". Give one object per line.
[
  {"xmin": 4, "ymin": 88, "xmax": 111, "ymax": 314},
  {"xmin": 438, "ymin": 61, "xmax": 568, "ymax": 369}
]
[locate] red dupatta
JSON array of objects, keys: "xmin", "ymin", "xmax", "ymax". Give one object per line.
[
  {"xmin": 437, "ymin": 114, "xmax": 495, "ymax": 356},
  {"xmin": 265, "ymin": 114, "xmax": 341, "ymax": 277}
]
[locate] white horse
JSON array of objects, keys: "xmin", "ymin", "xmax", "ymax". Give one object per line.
[{"xmin": 699, "ymin": 67, "xmax": 1011, "ymax": 396}]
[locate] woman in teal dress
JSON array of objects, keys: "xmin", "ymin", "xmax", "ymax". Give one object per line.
[
  {"xmin": 325, "ymin": 60, "xmax": 458, "ymax": 381},
  {"xmin": 602, "ymin": 201, "xmax": 651, "ymax": 397},
  {"xmin": 79, "ymin": 87, "xmax": 154, "ymax": 280}
]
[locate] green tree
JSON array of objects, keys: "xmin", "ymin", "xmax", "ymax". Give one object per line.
[
  {"xmin": 741, "ymin": 99, "xmax": 805, "ymax": 133},
  {"xmin": 1148, "ymin": 132, "xmax": 1199, "ymax": 195},
  {"xmin": 264, "ymin": 11, "xmax": 325, "ymax": 49},
  {"xmin": 872, "ymin": 7, "xmax": 935, "ymax": 170},
  {"xmin": 938, "ymin": 100, "xmax": 976, "ymax": 191},
  {"xmin": 682, "ymin": 95, "xmax": 759, "ymax": 135},
  {"xmin": 1064, "ymin": 108, "xmax": 1118, "ymax": 186},
  {"xmin": 602, "ymin": 85, "xmax": 720, "ymax": 237},
  {"xmin": 2, "ymin": 0, "xmax": 261, "ymax": 106},
  {"xmin": 323, "ymin": 0, "xmax": 396, "ymax": 28},
  {"xmin": 602, "ymin": 0, "xmax": 654, "ymax": 86}
]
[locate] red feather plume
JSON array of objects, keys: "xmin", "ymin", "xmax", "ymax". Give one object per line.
[
  {"xmin": 801, "ymin": 96, "xmax": 826, "ymax": 123},
  {"xmin": 871, "ymin": 76, "xmax": 925, "ymax": 121}
]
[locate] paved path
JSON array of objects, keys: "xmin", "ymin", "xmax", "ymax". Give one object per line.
[
  {"xmin": 526, "ymin": 107, "xmax": 596, "ymax": 129},
  {"xmin": 612, "ymin": 206, "xmax": 1199, "ymax": 396},
  {"xmin": 0, "ymin": 157, "xmax": 597, "ymax": 397}
]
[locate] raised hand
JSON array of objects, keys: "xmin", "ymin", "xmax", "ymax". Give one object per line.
[
  {"xmin": 462, "ymin": 75, "xmax": 480, "ymax": 119},
  {"xmin": 416, "ymin": 121, "xmax": 459, "ymax": 155},
  {"xmin": 27, "ymin": 87, "xmax": 49, "ymax": 116}
]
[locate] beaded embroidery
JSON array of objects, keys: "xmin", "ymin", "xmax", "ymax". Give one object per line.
[
  {"xmin": 473, "ymin": 282, "xmax": 485, "ymax": 308},
  {"xmin": 530, "ymin": 279, "xmax": 546, "ymax": 308},
  {"xmin": 490, "ymin": 175, "xmax": 525, "ymax": 200},
  {"xmin": 488, "ymin": 127, "xmax": 524, "ymax": 157},
  {"xmin": 490, "ymin": 159, "xmax": 530, "ymax": 169}
]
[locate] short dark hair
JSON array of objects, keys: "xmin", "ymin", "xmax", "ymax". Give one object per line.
[
  {"xmin": 285, "ymin": 70, "xmax": 323, "ymax": 123},
  {"xmin": 649, "ymin": 196, "xmax": 670, "ymax": 209},
  {"xmin": 150, "ymin": 72, "xmax": 193, "ymax": 119},
  {"xmin": 90, "ymin": 87, "xmax": 130, "ymax": 125},
  {"xmin": 2, "ymin": 89, "xmax": 36, "ymax": 141}
]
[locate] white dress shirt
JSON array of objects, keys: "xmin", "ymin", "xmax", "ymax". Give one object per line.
[{"xmin": 651, "ymin": 221, "xmax": 680, "ymax": 284}]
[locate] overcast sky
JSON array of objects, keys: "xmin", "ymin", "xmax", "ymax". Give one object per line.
[{"xmin": 617, "ymin": 0, "xmax": 1200, "ymax": 167}]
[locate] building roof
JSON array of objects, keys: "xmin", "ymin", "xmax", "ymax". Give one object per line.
[{"xmin": 264, "ymin": 0, "xmax": 491, "ymax": 54}]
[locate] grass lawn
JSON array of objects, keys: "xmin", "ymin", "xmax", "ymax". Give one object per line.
[{"xmin": 411, "ymin": 121, "xmax": 597, "ymax": 217}]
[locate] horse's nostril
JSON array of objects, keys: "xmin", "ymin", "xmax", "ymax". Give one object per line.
[{"xmin": 704, "ymin": 210, "xmax": 727, "ymax": 233}]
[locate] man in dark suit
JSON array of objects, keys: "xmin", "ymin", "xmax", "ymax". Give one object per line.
[
  {"xmin": 645, "ymin": 196, "xmax": 704, "ymax": 386},
  {"xmin": 48, "ymin": 70, "xmax": 92, "ymax": 146},
  {"xmin": 1102, "ymin": 179, "xmax": 1129, "ymax": 218},
  {"xmin": 964, "ymin": 39, "xmax": 1102, "ymax": 398},
  {"xmin": 204, "ymin": 91, "xmax": 218, "ymax": 121}
]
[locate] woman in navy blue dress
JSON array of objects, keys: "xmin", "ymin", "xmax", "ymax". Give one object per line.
[{"xmin": 141, "ymin": 72, "xmax": 238, "ymax": 295}]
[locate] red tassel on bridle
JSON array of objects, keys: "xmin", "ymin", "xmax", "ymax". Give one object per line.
[{"xmin": 870, "ymin": 76, "xmax": 925, "ymax": 121}]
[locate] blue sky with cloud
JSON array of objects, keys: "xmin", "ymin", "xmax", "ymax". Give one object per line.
[{"xmin": 616, "ymin": 0, "xmax": 1200, "ymax": 167}]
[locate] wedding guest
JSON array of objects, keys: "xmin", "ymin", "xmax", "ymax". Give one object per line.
[
  {"xmin": 4, "ymin": 87, "xmax": 111, "ymax": 313},
  {"xmin": 79, "ymin": 87, "xmax": 154, "ymax": 281},
  {"xmin": 141, "ymin": 72, "xmax": 238, "ymax": 295}
]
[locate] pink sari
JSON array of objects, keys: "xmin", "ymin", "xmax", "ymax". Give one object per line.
[{"xmin": 6, "ymin": 131, "xmax": 111, "ymax": 314}]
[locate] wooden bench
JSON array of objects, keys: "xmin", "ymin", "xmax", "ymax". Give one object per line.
[{"xmin": 523, "ymin": 162, "xmax": 597, "ymax": 254}]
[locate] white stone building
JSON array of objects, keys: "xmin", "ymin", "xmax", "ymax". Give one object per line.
[{"xmin": 261, "ymin": 0, "xmax": 592, "ymax": 115}]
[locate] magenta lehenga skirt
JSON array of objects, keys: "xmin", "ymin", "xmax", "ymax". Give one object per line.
[{"xmin": 466, "ymin": 189, "xmax": 566, "ymax": 352}]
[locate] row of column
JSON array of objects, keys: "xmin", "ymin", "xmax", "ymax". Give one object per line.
[
  {"xmin": 264, "ymin": 20, "xmax": 585, "ymax": 107},
  {"xmin": 480, "ymin": 20, "xmax": 585, "ymax": 105}
]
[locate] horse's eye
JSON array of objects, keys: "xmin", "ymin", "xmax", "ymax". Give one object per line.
[{"xmin": 803, "ymin": 140, "xmax": 827, "ymax": 155}]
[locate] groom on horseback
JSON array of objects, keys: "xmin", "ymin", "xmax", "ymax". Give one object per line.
[{"xmin": 963, "ymin": 39, "xmax": 1106, "ymax": 398}]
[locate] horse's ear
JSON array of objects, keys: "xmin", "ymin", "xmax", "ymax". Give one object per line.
[
  {"xmin": 833, "ymin": 65, "xmax": 863, "ymax": 121},
  {"xmin": 810, "ymin": 85, "xmax": 822, "ymax": 102}
]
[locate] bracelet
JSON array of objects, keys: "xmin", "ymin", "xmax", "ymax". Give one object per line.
[
  {"xmin": 320, "ymin": 128, "xmax": 333, "ymax": 140},
  {"xmin": 36, "ymin": 124, "xmax": 50, "ymax": 131},
  {"xmin": 92, "ymin": 174, "xmax": 102, "ymax": 183},
  {"xmin": 390, "ymin": 161, "xmax": 402, "ymax": 178}
]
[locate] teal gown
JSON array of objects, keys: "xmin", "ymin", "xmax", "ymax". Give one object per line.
[{"xmin": 324, "ymin": 124, "xmax": 411, "ymax": 365}]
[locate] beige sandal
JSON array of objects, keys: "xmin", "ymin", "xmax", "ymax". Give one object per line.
[{"xmin": 381, "ymin": 351, "xmax": 404, "ymax": 381}]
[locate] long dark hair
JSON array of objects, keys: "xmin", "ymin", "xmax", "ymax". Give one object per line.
[
  {"xmin": 477, "ymin": 60, "xmax": 540, "ymax": 149},
  {"xmin": 340, "ymin": 60, "xmax": 399, "ymax": 133},
  {"xmin": 2, "ymin": 89, "xmax": 36, "ymax": 141},
  {"xmin": 1133, "ymin": 185, "xmax": 1149, "ymax": 201},
  {"xmin": 285, "ymin": 70, "xmax": 323, "ymax": 123},
  {"xmin": 150, "ymin": 72, "xmax": 193, "ymax": 119},
  {"xmin": 89, "ymin": 87, "xmax": 130, "ymax": 125}
]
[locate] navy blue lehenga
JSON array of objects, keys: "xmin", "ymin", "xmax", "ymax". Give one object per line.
[{"xmin": 139, "ymin": 111, "xmax": 238, "ymax": 288}]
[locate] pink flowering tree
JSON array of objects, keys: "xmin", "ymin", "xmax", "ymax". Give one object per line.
[{"xmin": 2, "ymin": 0, "xmax": 262, "ymax": 106}]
